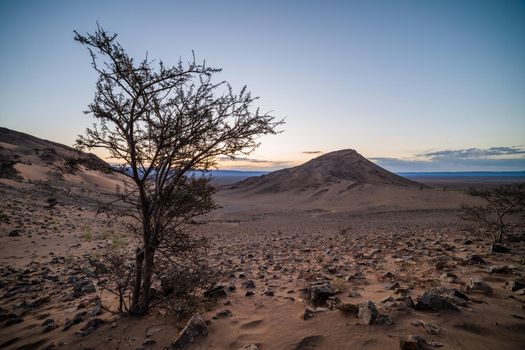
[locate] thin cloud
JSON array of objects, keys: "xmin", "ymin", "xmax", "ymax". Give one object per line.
[
  {"xmin": 217, "ymin": 156, "xmax": 292, "ymax": 167},
  {"xmin": 302, "ymin": 150, "xmax": 323, "ymax": 154},
  {"xmin": 418, "ymin": 146, "xmax": 525, "ymax": 160},
  {"xmin": 370, "ymin": 146, "xmax": 525, "ymax": 172}
]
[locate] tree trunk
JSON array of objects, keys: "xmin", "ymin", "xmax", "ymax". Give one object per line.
[
  {"xmin": 139, "ymin": 246, "xmax": 155, "ymax": 314},
  {"xmin": 130, "ymin": 248, "xmax": 144, "ymax": 314}
]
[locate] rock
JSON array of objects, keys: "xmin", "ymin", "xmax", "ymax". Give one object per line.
[
  {"xmin": 396, "ymin": 295, "xmax": 416, "ymax": 310},
  {"xmin": 78, "ymin": 318, "xmax": 105, "ymax": 336},
  {"xmin": 239, "ymin": 345, "xmax": 259, "ymax": 350},
  {"xmin": 384, "ymin": 282, "xmax": 400, "ymax": 290},
  {"xmin": 245, "ymin": 291, "xmax": 254, "ymax": 297},
  {"xmin": 440, "ymin": 272, "xmax": 458, "ymax": 283},
  {"xmin": 338, "ymin": 303, "xmax": 359, "ymax": 316},
  {"xmin": 5, "ymin": 315, "xmax": 23, "ymax": 326},
  {"xmin": 465, "ymin": 279, "xmax": 493, "ymax": 295},
  {"xmin": 375, "ymin": 314, "xmax": 393, "ymax": 326},
  {"xmin": 487, "ymin": 265, "xmax": 512, "ymax": 274},
  {"xmin": 241, "ymin": 280, "xmax": 256, "ymax": 289},
  {"xmin": 215, "ymin": 309, "xmax": 232, "ymax": 318},
  {"xmin": 303, "ymin": 307, "xmax": 315, "ymax": 320},
  {"xmin": 357, "ymin": 300, "xmax": 378, "ymax": 325},
  {"xmin": 8, "ymin": 229, "xmax": 20, "ymax": 237},
  {"xmin": 400, "ymin": 335, "xmax": 425, "ymax": 350},
  {"xmin": 415, "ymin": 290, "xmax": 460, "ymax": 312},
  {"xmin": 28, "ymin": 296, "xmax": 50, "ymax": 309},
  {"xmin": 63, "ymin": 311, "xmax": 86, "ymax": 331},
  {"xmin": 203, "ymin": 285, "xmax": 227, "ymax": 299},
  {"xmin": 73, "ymin": 280, "xmax": 96, "ymax": 297},
  {"xmin": 505, "ymin": 280, "xmax": 525, "ymax": 292},
  {"xmin": 491, "ymin": 244, "xmax": 510, "ymax": 253},
  {"xmin": 42, "ymin": 318, "xmax": 56, "ymax": 333},
  {"xmin": 307, "ymin": 281, "xmax": 335, "ymax": 306},
  {"xmin": 382, "ymin": 271, "xmax": 396, "ymax": 280},
  {"xmin": 172, "ymin": 314, "xmax": 209, "ymax": 348},
  {"xmin": 463, "ymin": 254, "xmax": 486, "ymax": 265},
  {"xmin": 262, "ymin": 288, "xmax": 274, "ymax": 296},
  {"xmin": 411, "ymin": 320, "xmax": 440, "ymax": 335},
  {"xmin": 143, "ymin": 338, "xmax": 156, "ymax": 346}
]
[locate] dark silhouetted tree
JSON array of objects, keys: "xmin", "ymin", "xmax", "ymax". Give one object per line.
[
  {"xmin": 74, "ymin": 25, "xmax": 283, "ymax": 314},
  {"xmin": 460, "ymin": 184, "xmax": 525, "ymax": 243}
]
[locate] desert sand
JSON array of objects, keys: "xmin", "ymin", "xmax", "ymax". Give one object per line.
[{"xmin": 1, "ymin": 128, "xmax": 525, "ymax": 350}]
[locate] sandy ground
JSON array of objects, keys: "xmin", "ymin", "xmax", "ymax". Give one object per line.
[{"xmin": 1, "ymin": 171, "xmax": 524, "ymax": 350}]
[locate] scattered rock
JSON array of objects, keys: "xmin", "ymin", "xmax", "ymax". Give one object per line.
[
  {"xmin": 400, "ymin": 335, "xmax": 425, "ymax": 350},
  {"xmin": 505, "ymin": 280, "xmax": 525, "ymax": 292},
  {"xmin": 487, "ymin": 265, "xmax": 511, "ymax": 274},
  {"xmin": 307, "ymin": 281, "xmax": 335, "ymax": 306},
  {"xmin": 491, "ymin": 244, "xmax": 510, "ymax": 254},
  {"xmin": 338, "ymin": 303, "xmax": 359, "ymax": 316},
  {"xmin": 463, "ymin": 254, "xmax": 486, "ymax": 265},
  {"xmin": 214, "ymin": 309, "xmax": 232, "ymax": 318},
  {"xmin": 8, "ymin": 229, "xmax": 20, "ymax": 237},
  {"xmin": 238, "ymin": 345, "xmax": 259, "ymax": 350},
  {"xmin": 78, "ymin": 318, "xmax": 105, "ymax": 336},
  {"xmin": 357, "ymin": 300, "xmax": 378, "ymax": 325},
  {"xmin": 242, "ymin": 280, "xmax": 256, "ymax": 289},
  {"xmin": 440, "ymin": 272, "xmax": 458, "ymax": 283},
  {"xmin": 203, "ymin": 285, "xmax": 227, "ymax": 299},
  {"xmin": 416, "ymin": 289, "xmax": 460, "ymax": 312},
  {"xmin": 42, "ymin": 318, "xmax": 56, "ymax": 333},
  {"xmin": 465, "ymin": 279, "xmax": 493, "ymax": 295},
  {"xmin": 172, "ymin": 313, "xmax": 209, "ymax": 348}
]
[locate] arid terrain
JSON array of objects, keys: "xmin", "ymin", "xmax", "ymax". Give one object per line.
[{"xmin": 1, "ymin": 128, "xmax": 525, "ymax": 350}]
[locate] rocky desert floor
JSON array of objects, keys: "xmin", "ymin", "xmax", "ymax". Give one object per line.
[{"xmin": 1, "ymin": 177, "xmax": 525, "ymax": 350}]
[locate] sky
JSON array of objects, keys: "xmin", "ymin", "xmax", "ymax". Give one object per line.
[{"xmin": 1, "ymin": 0, "xmax": 524, "ymax": 172}]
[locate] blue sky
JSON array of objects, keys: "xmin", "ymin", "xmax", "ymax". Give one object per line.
[{"xmin": 1, "ymin": 0, "xmax": 524, "ymax": 171}]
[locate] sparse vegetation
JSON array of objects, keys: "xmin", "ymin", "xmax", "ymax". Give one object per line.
[{"xmin": 460, "ymin": 184, "xmax": 525, "ymax": 243}]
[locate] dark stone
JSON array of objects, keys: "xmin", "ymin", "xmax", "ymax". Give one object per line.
[
  {"xmin": 8, "ymin": 229, "xmax": 20, "ymax": 237},
  {"xmin": 338, "ymin": 303, "xmax": 359, "ymax": 316},
  {"xmin": 491, "ymin": 244, "xmax": 510, "ymax": 254},
  {"xmin": 172, "ymin": 314, "xmax": 208, "ymax": 348},
  {"xmin": 203, "ymin": 285, "xmax": 227, "ymax": 299},
  {"xmin": 399, "ymin": 335, "xmax": 425, "ymax": 350},
  {"xmin": 42, "ymin": 319, "xmax": 56, "ymax": 333},
  {"xmin": 505, "ymin": 280, "xmax": 525, "ymax": 292},
  {"xmin": 215, "ymin": 309, "xmax": 232, "ymax": 318},
  {"xmin": 463, "ymin": 254, "xmax": 486, "ymax": 265},
  {"xmin": 358, "ymin": 300, "xmax": 379, "ymax": 325},
  {"xmin": 63, "ymin": 311, "xmax": 86, "ymax": 331},
  {"xmin": 416, "ymin": 290, "xmax": 460, "ymax": 312},
  {"xmin": 307, "ymin": 281, "xmax": 335, "ymax": 306},
  {"xmin": 241, "ymin": 280, "xmax": 256, "ymax": 289},
  {"xmin": 78, "ymin": 318, "xmax": 105, "ymax": 336}
]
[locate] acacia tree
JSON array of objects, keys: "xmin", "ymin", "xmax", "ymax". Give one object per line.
[
  {"xmin": 460, "ymin": 184, "xmax": 525, "ymax": 243},
  {"xmin": 74, "ymin": 26, "xmax": 282, "ymax": 314}
]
